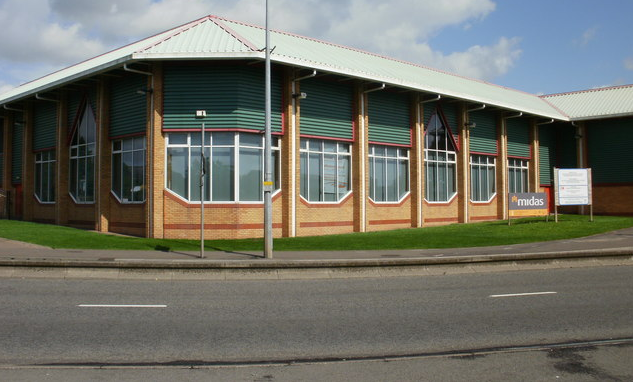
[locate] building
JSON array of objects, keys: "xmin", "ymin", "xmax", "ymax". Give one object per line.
[{"xmin": 0, "ymin": 15, "xmax": 632, "ymax": 239}]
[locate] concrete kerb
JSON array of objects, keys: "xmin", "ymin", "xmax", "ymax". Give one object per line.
[{"xmin": 0, "ymin": 247, "xmax": 632, "ymax": 280}]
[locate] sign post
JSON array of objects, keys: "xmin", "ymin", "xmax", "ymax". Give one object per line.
[
  {"xmin": 554, "ymin": 168, "xmax": 593, "ymax": 222},
  {"xmin": 507, "ymin": 193, "xmax": 548, "ymax": 225}
]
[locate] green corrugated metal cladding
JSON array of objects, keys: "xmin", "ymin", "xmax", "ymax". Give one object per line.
[
  {"xmin": 469, "ymin": 110, "xmax": 497, "ymax": 154},
  {"xmin": 163, "ymin": 64, "xmax": 283, "ymax": 133},
  {"xmin": 538, "ymin": 126, "xmax": 555, "ymax": 185},
  {"xmin": 299, "ymin": 78, "xmax": 353, "ymax": 140},
  {"xmin": 33, "ymin": 102, "xmax": 57, "ymax": 151},
  {"xmin": 507, "ymin": 118, "xmax": 530, "ymax": 158},
  {"xmin": 368, "ymin": 91, "xmax": 411, "ymax": 146},
  {"xmin": 587, "ymin": 117, "xmax": 633, "ymax": 183},
  {"xmin": 12, "ymin": 121, "xmax": 23, "ymax": 184},
  {"xmin": 110, "ymin": 75, "xmax": 147, "ymax": 138},
  {"xmin": 557, "ymin": 125, "xmax": 577, "ymax": 169}
]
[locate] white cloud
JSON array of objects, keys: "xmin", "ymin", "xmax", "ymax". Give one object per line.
[
  {"xmin": 575, "ymin": 26, "xmax": 598, "ymax": 46},
  {"xmin": 0, "ymin": 0, "xmax": 522, "ymax": 88},
  {"xmin": 625, "ymin": 57, "xmax": 633, "ymax": 71}
]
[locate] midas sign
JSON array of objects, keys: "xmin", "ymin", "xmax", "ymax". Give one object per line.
[{"xmin": 508, "ymin": 192, "xmax": 548, "ymax": 217}]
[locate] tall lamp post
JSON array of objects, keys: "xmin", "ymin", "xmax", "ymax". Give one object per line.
[
  {"xmin": 196, "ymin": 110, "xmax": 206, "ymax": 259},
  {"xmin": 263, "ymin": 0, "xmax": 273, "ymax": 258}
]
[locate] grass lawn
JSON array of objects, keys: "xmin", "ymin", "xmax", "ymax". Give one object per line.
[{"xmin": 1, "ymin": 215, "xmax": 633, "ymax": 252}]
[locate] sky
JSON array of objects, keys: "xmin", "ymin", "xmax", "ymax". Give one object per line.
[{"xmin": 1, "ymin": 0, "xmax": 632, "ymax": 97}]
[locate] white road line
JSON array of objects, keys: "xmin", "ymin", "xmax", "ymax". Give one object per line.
[
  {"xmin": 77, "ymin": 304, "xmax": 167, "ymax": 308},
  {"xmin": 489, "ymin": 292, "xmax": 558, "ymax": 298}
]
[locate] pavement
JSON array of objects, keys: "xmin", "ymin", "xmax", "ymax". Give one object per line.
[{"xmin": 1, "ymin": 227, "xmax": 632, "ymax": 279}]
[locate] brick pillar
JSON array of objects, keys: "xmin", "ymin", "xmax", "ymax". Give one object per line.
[
  {"xmin": 281, "ymin": 68, "xmax": 295, "ymax": 237},
  {"xmin": 411, "ymin": 96, "xmax": 424, "ymax": 227},
  {"xmin": 98, "ymin": 79, "xmax": 111, "ymax": 232},
  {"xmin": 149, "ymin": 63, "xmax": 165, "ymax": 238},
  {"xmin": 498, "ymin": 115, "xmax": 508, "ymax": 219},
  {"xmin": 353, "ymin": 84, "xmax": 368, "ymax": 232},
  {"xmin": 56, "ymin": 93, "xmax": 70, "ymax": 226},
  {"xmin": 457, "ymin": 102, "xmax": 469, "ymax": 223},
  {"xmin": 22, "ymin": 103, "xmax": 34, "ymax": 222},
  {"xmin": 1, "ymin": 116, "xmax": 9, "ymax": 189}
]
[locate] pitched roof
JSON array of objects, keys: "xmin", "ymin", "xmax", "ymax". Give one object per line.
[
  {"xmin": 541, "ymin": 84, "xmax": 633, "ymax": 121},
  {"xmin": 0, "ymin": 15, "xmax": 576, "ymax": 121}
]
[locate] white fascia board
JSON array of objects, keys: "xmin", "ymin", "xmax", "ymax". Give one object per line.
[
  {"xmin": 0, "ymin": 55, "xmax": 134, "ymax": 106},
  {"xmin": 570, "ymin": 112, "xmax": 633, "ymax": 122},
  {"xmin": 271, "ymin": 55, "xmax": 568, "ymax": 121},
  {"xmin": 132, "ymin": 52, "xmax": 265, "ymax": 60}
]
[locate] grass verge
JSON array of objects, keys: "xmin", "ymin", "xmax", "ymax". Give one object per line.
[{"xmin": 1, "ymin": 215, "xmax": 633, "ymax": 252}]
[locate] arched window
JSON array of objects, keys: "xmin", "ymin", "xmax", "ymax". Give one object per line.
[
  {"xmin": 69, "ymin": 103, "xmax": 96, "ymax": 203},
  {"xmin": 425, "ymin": 110, "xmax": 457, "ymax": 202}
]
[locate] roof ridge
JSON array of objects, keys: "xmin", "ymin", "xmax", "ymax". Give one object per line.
[
  {"xmin": 136, "ymin": 15, "xmax": 215, "ymax": 53},
  {"xmin": 210, "ymin": 16, "xmax": 260, "ymax": 51},
  {"xmin": 216, "ymin": 16, "xmax": 551, "ymax": 107},
  {"xmin": 541, "ymin": 83, "xmax": 633, "ymax": 98}
]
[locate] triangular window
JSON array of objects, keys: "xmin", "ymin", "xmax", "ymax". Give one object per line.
[{"xmin": 69, "ymin": 103, "xmax": 96, "ymax": 203}]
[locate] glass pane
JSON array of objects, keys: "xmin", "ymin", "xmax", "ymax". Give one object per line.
[
  {"xmin": 190, "ymin": 147, "xmax": 202, "ymax": 202},
  {"xmin": 35, "ymin": 162, "xmax": 42, "ymax": 200},
  {"xmin": 132, "ymin": 150, "xmax": 145, "ymax": 202},
  {"xmin": 337, "ymin": 155, "xmax": 350, "ymax": 199},
  {"xmin": 239, "ymin": 148, "xmax": 263, "ymax": 201},
  {"xmin": 190, "ymin": 133, "xmax": 202, "ymax": 146},
  {"xmin": 323, "ymin": 154, "xmax": 336, "ymax": 201},
  {"xmin": 112, "ymin": 152, "xmax": 122, "ymax": 199},
  {"xmin": 87, "ymin": 143, "xmax": 95, "ymax": 157},
  {"xmin": 387, "ymin": 159, "xmax": 397, "ymax": 201},
  {"xmin": 300, "ymin": 139, "xmax": 308, "ymax": 150},
  {"xmin": 213, "ymin": 132, "xmax": 234, "ymax": 146},
  {"xmin": 338, "ymin": 143, "xmax": 350, "ymax": 153},
  {"xmin": 122, "ymin": 152, "xmax": 133, "ymax": 202},
  {"xmin": 77, "ymin": 158, "xmax": 86, "ymax": 201},
  {"xmin": 425, "ymin": 162, "xmax": 436, "ymax": 201},
  {"xmin": 167, "ymin": 147, "xmax": 188, "ymax": 199},
  {"xmin": 85, "ymin": 109, "xmax": 96, "ymax": 144},
  {"xmin": 375, "ymin": 158, "xmax": 385, "ymax": 202},
  {"xmin": 86, "ymin": 156, "xmax": 94, "ymax": 202},
  {"xmin": 240, "ymin": 133, "xmax": 262, "ymax": 148},
  {"xmin": 488, "ymin": 166, "xmax": 496, "ymax": 195},
  {"xmin": 113, "ymin": 140, "xmax": 122, "ymax": 152},
  {"xmin": 169, "ymin": 134, "xmax": 188, "ymax": 145},
  {"xmin": 521, "ymin": 170, "xmax": 528, "ymax": 192},
  {"xmin": 369, "ymin": 158, "xmax": 374, "ymax": 200},
  {"xmin": 438, "ymin": 161, "xmax": 447, "ymax": 201},
  {"xmin": 386, "ymin": 147, "xmax": 397, "ymax": 158},
  {"xmin": 300, "ymin": 152, "xmax": 308, "ymax": 199},
  {"xmin": 123, "ymin": 139, "xmax": 134, "ymax": 151},
  {"xmin": 212, "ymin": 147, "xmax": 234, "ymax": 201},
  {"xmin": 373, "ymin": 145, "xmax": 385, "ymax": 157},
  {"xmin": 398, "ymin": 159, "xmax": 409, "ymax": 199},
  {"xmin": 447, "ymin": 162, "xmax": 456, "ymax": 197},
  {"xmin": 323, "ymin": 141, "xmax": 336, "ymax": 153},
  {"xmin": 70, "ymin": 159, "xmax": 77, "ymax": 199},
  {"xmin": 308, "ymin": 153, "xmax": 322, "ymax": 201},
  {"xmin": 273, "ymin": 150, "xmax": 280, "ymax": 191},
  {"xmin": 309, "ymin": 139, "xmax": 322, "ymax": 152},
  {"xmin": 134, "ymin": 137, "xmax": 145, "ymax": 150},
  {"xmin": 50, "ymin": 164, "xmax": 56, "ymax": 202}
]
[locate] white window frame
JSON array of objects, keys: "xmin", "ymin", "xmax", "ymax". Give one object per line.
[
  {"xmin": 470, "ymin": 154, "xmax": 496, "ymax": 203},
  {"xmin": 112, "ymin": 136, "xmax": 146, "ymax": 204},
  {"xmin": 508, "ymin": 158, "xmax": 529, "ymax": 193},
  {"xmin": 369, "ymin": 144, "xmax": 410, "ymax": 203},
  {"xmin": 165, "ymin": 132, "xmax": 281, "ymax": 203},
  {"xmin": 424, "ymin": 111, "xmax": 458, "ymax": 203},
  {"xmin": 34, "ymin": 150, "xmax": 56, "ymax": 204},
  {"xmin": 300, "ymin": 138, "xmax": 352, "ymax": 203}
]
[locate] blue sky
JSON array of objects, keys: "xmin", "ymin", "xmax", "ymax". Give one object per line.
[{"xmin": 0, "ymin": 0, "xmax": 632, "ymax": 96}]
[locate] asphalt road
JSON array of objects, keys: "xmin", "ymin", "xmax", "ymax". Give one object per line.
[{"xmin": 1, "ymin": 266, "xmax": 632, "ymax": 373}]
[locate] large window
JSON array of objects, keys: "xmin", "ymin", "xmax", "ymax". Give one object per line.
[
  {"xmin": 369, "ymin": 145, "xmax": 409, "ymax": 202},
  {"xmin": 300, "ymin": 138, "xmax": 351, "ymax": 202},
  {"xmin": 470, "ymin": 155, "xmax": 496, "ymax": 202},
  {"xmin": 69, "ymin": 105, "xmax": 96, "ymax": 203},
  {"xmin": 508, "ymin": 158, "xmax": 529, "ymax": 193},
  {"xmin": 112, "ymin": 137, "xmax": 145, "ymax": 203},
  {"xmin": 425, "ymin": 112, "xmax": 457, "ymax": 202},
  {"xmin": 166, "ymin": 132, "xmax": 280, "ymax": 202},
  {"xmin": 35, "ymin": 150, "xmax": 56, "ymax": 203}
]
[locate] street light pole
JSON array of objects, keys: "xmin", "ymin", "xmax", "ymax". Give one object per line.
[
  {"xmin": 196, "ymin": 110, "xmax": 206, "ymax": 259},
  {"xmin": 263, "ymin": 0, "xmax": 273, "ymax": 258}
]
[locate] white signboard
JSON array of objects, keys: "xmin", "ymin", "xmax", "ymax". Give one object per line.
[{"xmin": 555, "ymin": 168, "xmax": 592, "ymax": 206}]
